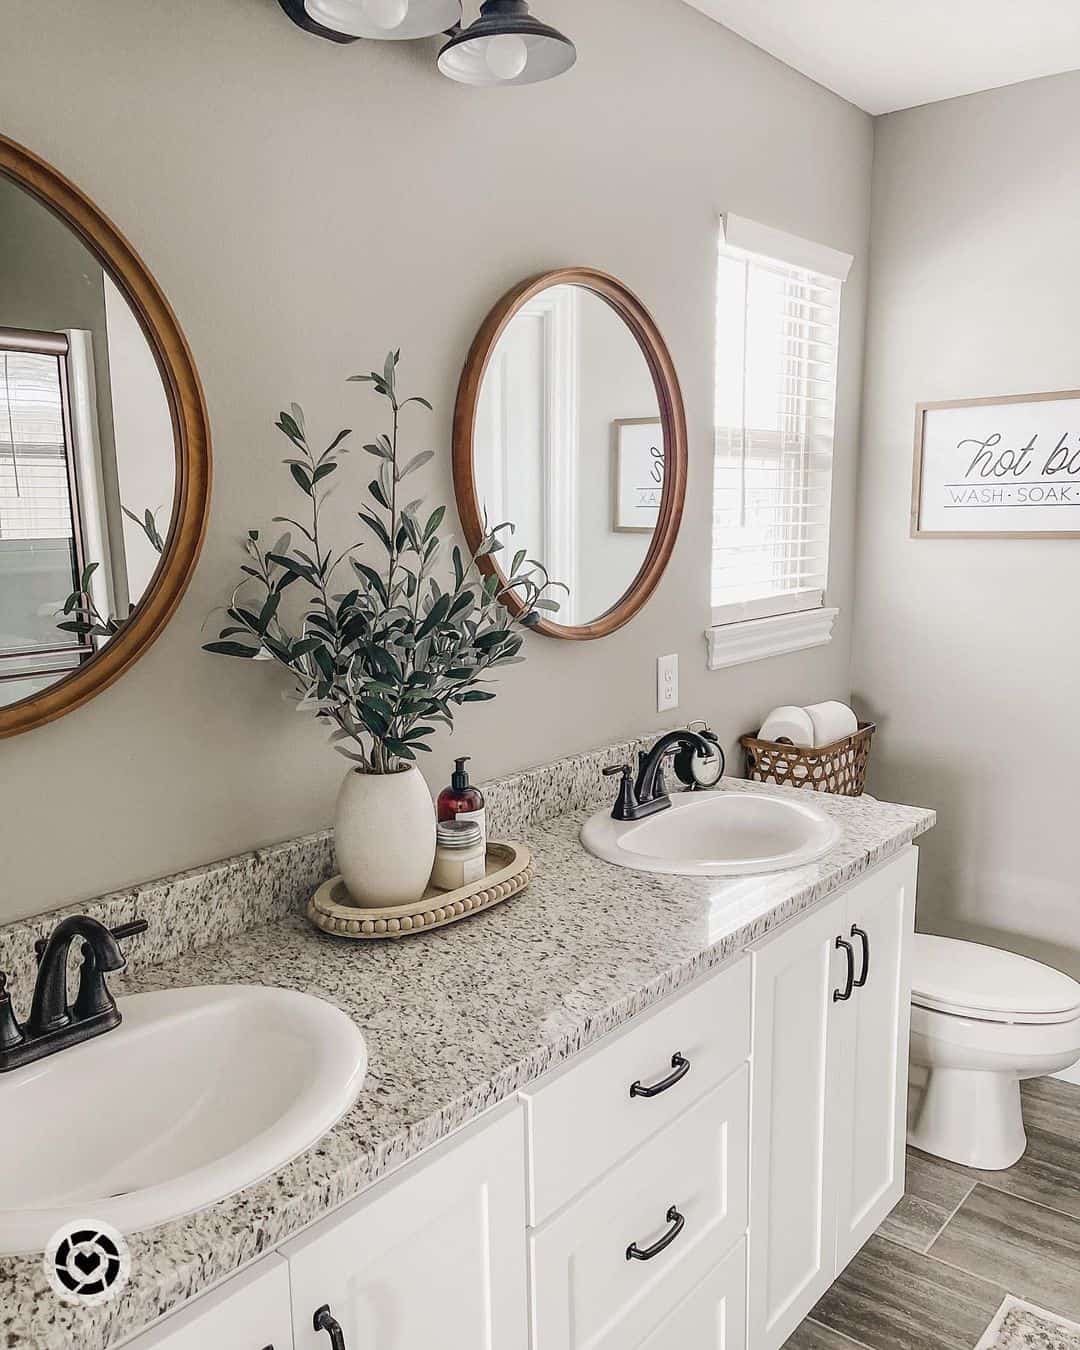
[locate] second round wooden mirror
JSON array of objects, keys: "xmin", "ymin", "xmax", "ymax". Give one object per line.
[{"xmin": 452, "ymin": 268, "xmax": 687, "ymax": 639}]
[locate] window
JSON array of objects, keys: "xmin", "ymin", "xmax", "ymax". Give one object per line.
[
  {"xmin": 0, "ymin": 329, "xmax": 113, "ymax": 699},
  {"xmin": 708, "ymin": 215, "xmax": 852, "ymax": 669}
]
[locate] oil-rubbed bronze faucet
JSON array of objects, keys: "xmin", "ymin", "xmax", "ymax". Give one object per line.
[
  {"xmin": 603, "ymin": 729, "xmax": 723, "ymax": 822},
  {"xmin": 0, "ymin": 916, "xmax": 147, "ymax": 1072}
]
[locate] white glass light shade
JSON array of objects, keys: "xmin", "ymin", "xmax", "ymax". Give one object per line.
[{"xmin": 304, "ymin": 0, "xmax": 460, "ymax": 39}]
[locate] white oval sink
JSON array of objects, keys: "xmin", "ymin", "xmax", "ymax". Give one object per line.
[
  {"xmin": 581, "ymin": 789, "xmax": 842, "ymax": 877},
  {"xmin": 0, "ymin": 984, "xmax": 367, "ymax": 1255}
]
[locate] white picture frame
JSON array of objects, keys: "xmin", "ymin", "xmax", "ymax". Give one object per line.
[
  {"xmin": 912, "ymin": 389, "xmax": 1080, "ymax": 538},
  {"xmin": 613, "ymin": 417, "xmax": 664, "ymax": 533}
]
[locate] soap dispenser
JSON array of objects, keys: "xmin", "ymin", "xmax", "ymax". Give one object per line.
[{"xmin": 437, "ymin": 756, "xmax": 487, "ymax": 848}]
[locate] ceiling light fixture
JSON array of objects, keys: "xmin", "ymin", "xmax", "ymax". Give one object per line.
[
  {"xmin": 438, "ymin": 0, "xmax": 576, "ymax": 86},
  {"xmin": 277, "ymin": 0, "xmax": 462, "ymax": 42}
]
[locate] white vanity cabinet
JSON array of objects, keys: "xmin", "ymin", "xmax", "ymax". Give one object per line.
[
  {"xmin": 281, "ymin": 1104, "xmax": 528, "ymax": 1350},
  {"xmin": 121, "ymin": 844, "xmax": 919, "ymax": 1350},
  {"xmin": 747, "ymin": 846, "xmax": 918, "ymax": 1350},
  {"xmin": 126, "ymin": 1254, "xmax": 293, "ymax": 1349}
]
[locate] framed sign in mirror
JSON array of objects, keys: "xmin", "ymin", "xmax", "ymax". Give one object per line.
[
  {"xmin": 912, "ymin": 389, "xmax": 1080, "ymax": 539},
  {"xmin": 0, "ymin": 135, "xmax": 211, "ymax": 736},
  {"xmin": 452, "ymin": 268, "xmax": 687, "ymax": 640}
]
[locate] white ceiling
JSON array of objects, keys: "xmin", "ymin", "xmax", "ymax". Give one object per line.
[{"xmin": 682, "ymin": 0, "xmax": 1080, "ymax": 115}]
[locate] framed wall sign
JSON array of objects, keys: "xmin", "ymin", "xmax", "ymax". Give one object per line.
[
  {"xmin": 613, "ymin": 417, "xmax": 664, "ymax": 532},
  {"xmin": 912, "ymin": 389, "xmax": 1080, "ymax": 538}
]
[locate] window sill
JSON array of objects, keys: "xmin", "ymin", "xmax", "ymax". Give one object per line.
[{"xmin": 705, "ymin": 606, "xmax": 839, "ymax": 671}]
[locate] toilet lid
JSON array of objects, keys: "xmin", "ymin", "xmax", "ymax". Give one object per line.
[{"xmin": 911, "ymin": 934, "xmax": 1080, "ymax": 1024}]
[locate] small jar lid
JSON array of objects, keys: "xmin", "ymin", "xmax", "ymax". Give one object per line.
[{"xmin": 437, "ymin": 819, "xmax": 483, "ymax": 849}]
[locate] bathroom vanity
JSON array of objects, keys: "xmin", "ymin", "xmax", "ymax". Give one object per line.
[
  {"xmin": 0, "ymin": 746, "xmax": 933, "ymax": 1350},
  {"xmin": 123, "ymin": 848, "xmax": 916, "ymax": 1350}
]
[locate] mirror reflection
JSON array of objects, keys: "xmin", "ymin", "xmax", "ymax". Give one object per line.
[
  {"xmin": 474, "ymin": 283, "xmax": 663, "ymax": 628},
  {"xmin": 0, "ymin": 175, "xmax": 175, "ymax": 709}
]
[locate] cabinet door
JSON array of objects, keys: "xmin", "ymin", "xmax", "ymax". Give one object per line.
[
  {"xmin": 633, "ymin": 1238, "xmax": 746, "ymax": 1350},
  {"xmin": 283, "ymin": 1105, "xmax": 527, "ymax": 1350},
  {"xmin": 129, "ymin": 1254, "xmax": 292, "ymax": 1350},
  {"xmin": 833, "ymin": 847, "xmax": 918, "ymax": 1270},
  {"xmin": 748, "ymin": 892, "xmax": 847, "ymax": 1350}
]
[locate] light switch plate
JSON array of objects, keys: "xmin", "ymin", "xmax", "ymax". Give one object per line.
[{"xmin": 657, "ymin": 653, "xmax": 679, "ymax": 712}]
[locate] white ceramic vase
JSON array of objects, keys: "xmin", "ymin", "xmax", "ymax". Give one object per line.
[{"xmin": 334, "ymin": 765, "xmax": 436, "ymax": 908}]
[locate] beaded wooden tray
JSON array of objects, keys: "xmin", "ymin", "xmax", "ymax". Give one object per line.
[{"xmin": 306, "ymin": 841, "xmax": 533, "ymax": 940}]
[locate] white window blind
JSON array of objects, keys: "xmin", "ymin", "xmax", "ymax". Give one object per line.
[
  {"xmin": 0, "ymin": 349, "xmax": 74, "ymax": 543},
  {"xmin": 712, "ymin": 216, "xmax": 850, "ymax": 628}
]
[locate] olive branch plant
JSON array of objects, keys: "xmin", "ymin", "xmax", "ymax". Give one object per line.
[{"xmin": 203, "ymin": 350, "xmax": 565, "ymax": 774}]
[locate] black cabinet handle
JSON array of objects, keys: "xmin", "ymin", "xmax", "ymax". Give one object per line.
[
  {"xmin": 851, "ymin": 924, "xmax": 870, "ymax": 988},
  {"xmin": 833, "ymin": 936, "xmax": 855, "ymax": 1001},
  {"xmin": 314, "ymin": 1305, "xmax": 347, "ymax": 1350},
  {"xmin": 626, "ymin": 1205, "xmax": 686, "ymax": 1261},
  {"xmin": 630, "ymin": 1052, "xmax": 690, "ymax": 1099}
]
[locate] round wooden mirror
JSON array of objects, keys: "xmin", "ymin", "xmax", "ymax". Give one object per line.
[
  {"xmin": 0, "ymin": 134, "xmax": 210, "ymax": 736},
  {"xmin": 452, "ymin": 268, "xmax": 687, "ymax": 639}
]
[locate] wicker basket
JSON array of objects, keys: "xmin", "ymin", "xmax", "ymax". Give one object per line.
[{"xmin": 740, "ymin": 721, "xmax": 875, "ymax": 797}]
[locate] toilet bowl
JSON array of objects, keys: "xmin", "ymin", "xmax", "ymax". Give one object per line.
[{"xmin": 909, "ymin": 934, "xmax": 1080, "ymax": 1170}]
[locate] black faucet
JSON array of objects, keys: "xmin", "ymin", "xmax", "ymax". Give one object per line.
[
  {"xmin": 0, "ymin": 916, "xmax": 147, "ymax": 1072},
  {"xmin": 604, "ymin": 729, "xmax": 722, "ymax": 822}
]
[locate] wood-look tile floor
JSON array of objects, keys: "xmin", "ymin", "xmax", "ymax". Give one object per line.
[{"xmin": 784, "ymin": 1077, "xmax": 1080, "ymax": 1350}]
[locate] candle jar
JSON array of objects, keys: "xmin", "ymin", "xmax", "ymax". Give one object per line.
[{"xmin": 431, "ymin": 819, "xmax": 487, "ymax": 891}]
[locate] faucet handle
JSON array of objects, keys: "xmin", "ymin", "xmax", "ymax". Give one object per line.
[
  {"xmin": 604, "ymin": 764, "xmax": 639, "ymax": 821},
  {"xmin": 0, "ymin": 974, "xmax": 24, "ymax": 1053}
]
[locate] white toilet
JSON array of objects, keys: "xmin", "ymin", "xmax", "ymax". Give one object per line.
[{"xmin": 909, "ymin": 934, "xmax": 1080, "ymax": 1170}]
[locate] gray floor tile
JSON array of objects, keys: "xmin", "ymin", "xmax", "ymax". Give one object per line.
[
  {"xmin": 960, "ymin": 1125, "xmax": 1080, "ymax": 1221},
  {"xmin": 1021, "ymin": 1078, "xmax": 1080, "ymax": 1143},
  {"xmin": 784, "ymin": 1317, "xmax": 871, "ymax": 1349},
  {"xmin": 878, "ymin": 1150, "xmax": 976, "ymax": 1252},
  {"xmin": 810, "ymin": 1235, "xmax": 1006, "ymax": 1350},
  {"xmin": 930, "ymin": 1184, "xmax": 1080, "ymax": 1322}
]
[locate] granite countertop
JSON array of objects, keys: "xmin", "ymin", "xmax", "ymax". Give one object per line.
[{"xmin": 0, "ymin": 777, "xmax": 934, "ymax": 1349}]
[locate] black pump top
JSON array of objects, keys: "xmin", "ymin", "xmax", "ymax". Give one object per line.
[{"xmin": 451, "ymin": 756, "xmax": 472, "ymax": 791}]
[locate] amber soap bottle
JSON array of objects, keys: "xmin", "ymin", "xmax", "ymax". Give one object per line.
[{"xmin": 437, "ymin": 756, "xmax": 487, "ymax": 849}]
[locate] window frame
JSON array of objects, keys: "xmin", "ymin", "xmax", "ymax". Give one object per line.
[{"xmin": 706, "ymin": 215, "xmax": 851, "ymax": 670}]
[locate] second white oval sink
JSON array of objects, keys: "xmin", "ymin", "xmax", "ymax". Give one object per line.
[
  {"xmin": 581, "ymin": 788, "xmax": 842, "ymax": 877},
  {"xmin": 0, "ymin": 984, "xmax": 367, "ymax": 1254}
]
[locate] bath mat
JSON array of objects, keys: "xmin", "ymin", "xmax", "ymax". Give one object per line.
[{"xmin": 975, "ymin": 1297, "xmax": 1080, "ymax": 1350}]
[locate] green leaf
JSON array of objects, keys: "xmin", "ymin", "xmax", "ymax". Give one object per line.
[
  {"xmin": 204, "ymin": 640, "xmax": 260, "ymax": 658},
  {"xmin": 80, "ymin": 561, "xmax": 99, "ymax": 590},
  {"xmin": 461, "ymin": 689, "xmax": 496, "ymax": 702},
  {"xmin": 290, "ymin": 463, "xmax": 313, "ymax": 495},
  {"xmin": 313, "ymin": 462, "xmax": 338, "ymax": 484},
  {"xmin": 401, "ymin": 396, "xmax": 433, "ymax": 411},
  {"xmin": 422, "ymin": 504, "xmax": 445, "ymax": 540},
  {"xmin": 56, "ymin": 619, "xmax": 90, "ymax": 634},
  {"xmin": 367, "ymin": 478, "xmax": 390, "ymax": 510},
  {"xmin": 398, "ymin": 450, "xmax": 434, "ymax": 480}
]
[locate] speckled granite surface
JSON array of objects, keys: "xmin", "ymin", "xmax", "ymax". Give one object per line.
[
  {"xmin": 0, "ymin": 750, "xmax": 933, "ymax": 1349},
  {"xmin": 0, "ymin": 733, "xmax": 657, "ymax": 1009}
]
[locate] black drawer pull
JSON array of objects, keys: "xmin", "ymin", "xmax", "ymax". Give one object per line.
[
  {"xmin": 833, "ymin": 936, "xmax": 855, "ymax": 1001},
  {"xmin": 630, "ymin": 1052, "xmax": 690, "ymax": 1099},
  {"xmin": 314, "ymin": 1304, "xmax": 347, "ymax": 1349},
  {"xmin": 626, "ymin": 1205, "xmax": 686, "ymax": 1261},
  {"xmin": 851, "ymin": 924, "xmax": 870, "ymax": 987}
]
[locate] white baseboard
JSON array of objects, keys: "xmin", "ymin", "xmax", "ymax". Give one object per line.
[{"xmin": 1052, "ymin": 1056, "xmax": 1080, "ymax": 1086}]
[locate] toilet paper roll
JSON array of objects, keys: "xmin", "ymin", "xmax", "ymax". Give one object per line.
[
  {"xmin": 758, "ymin": 705, "xmax": 815, "ymax": 747},
  {"xmin": 804, "ymin": 701, "xmax": 858, "ymax": 747}
]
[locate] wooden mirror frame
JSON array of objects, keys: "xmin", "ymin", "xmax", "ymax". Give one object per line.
[
  {"xmin": 452, "ymin": 268, "xmax": 687, "ymax": 640},
  {"xmin": 0, "ymin": 134, "xmax": 211, "ymax": 737}
]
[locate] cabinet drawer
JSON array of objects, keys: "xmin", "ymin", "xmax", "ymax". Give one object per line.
[
  {"xmin": 530, "ymin": 1062, "xmax": 749, "ymax": 1350},
  {"xmin": 631, "ymin": 1237, "xmax": 746, "ymax": 1350},
  {"xmin": 521, "ymin": 956, "xmax": 750, "ymax": 1223},
  {"xmin": 126, "ymin": 1254, "xmax": 292, "ymax": 1349}
]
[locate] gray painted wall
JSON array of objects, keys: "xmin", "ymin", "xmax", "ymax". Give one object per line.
[
  {"xmin": 854, "ymin": 71, "xmax": 1080, "ymax": 976},
  {"xmin": 0, "ymin": 0, "xmax": 872, "ymax": 921}
]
